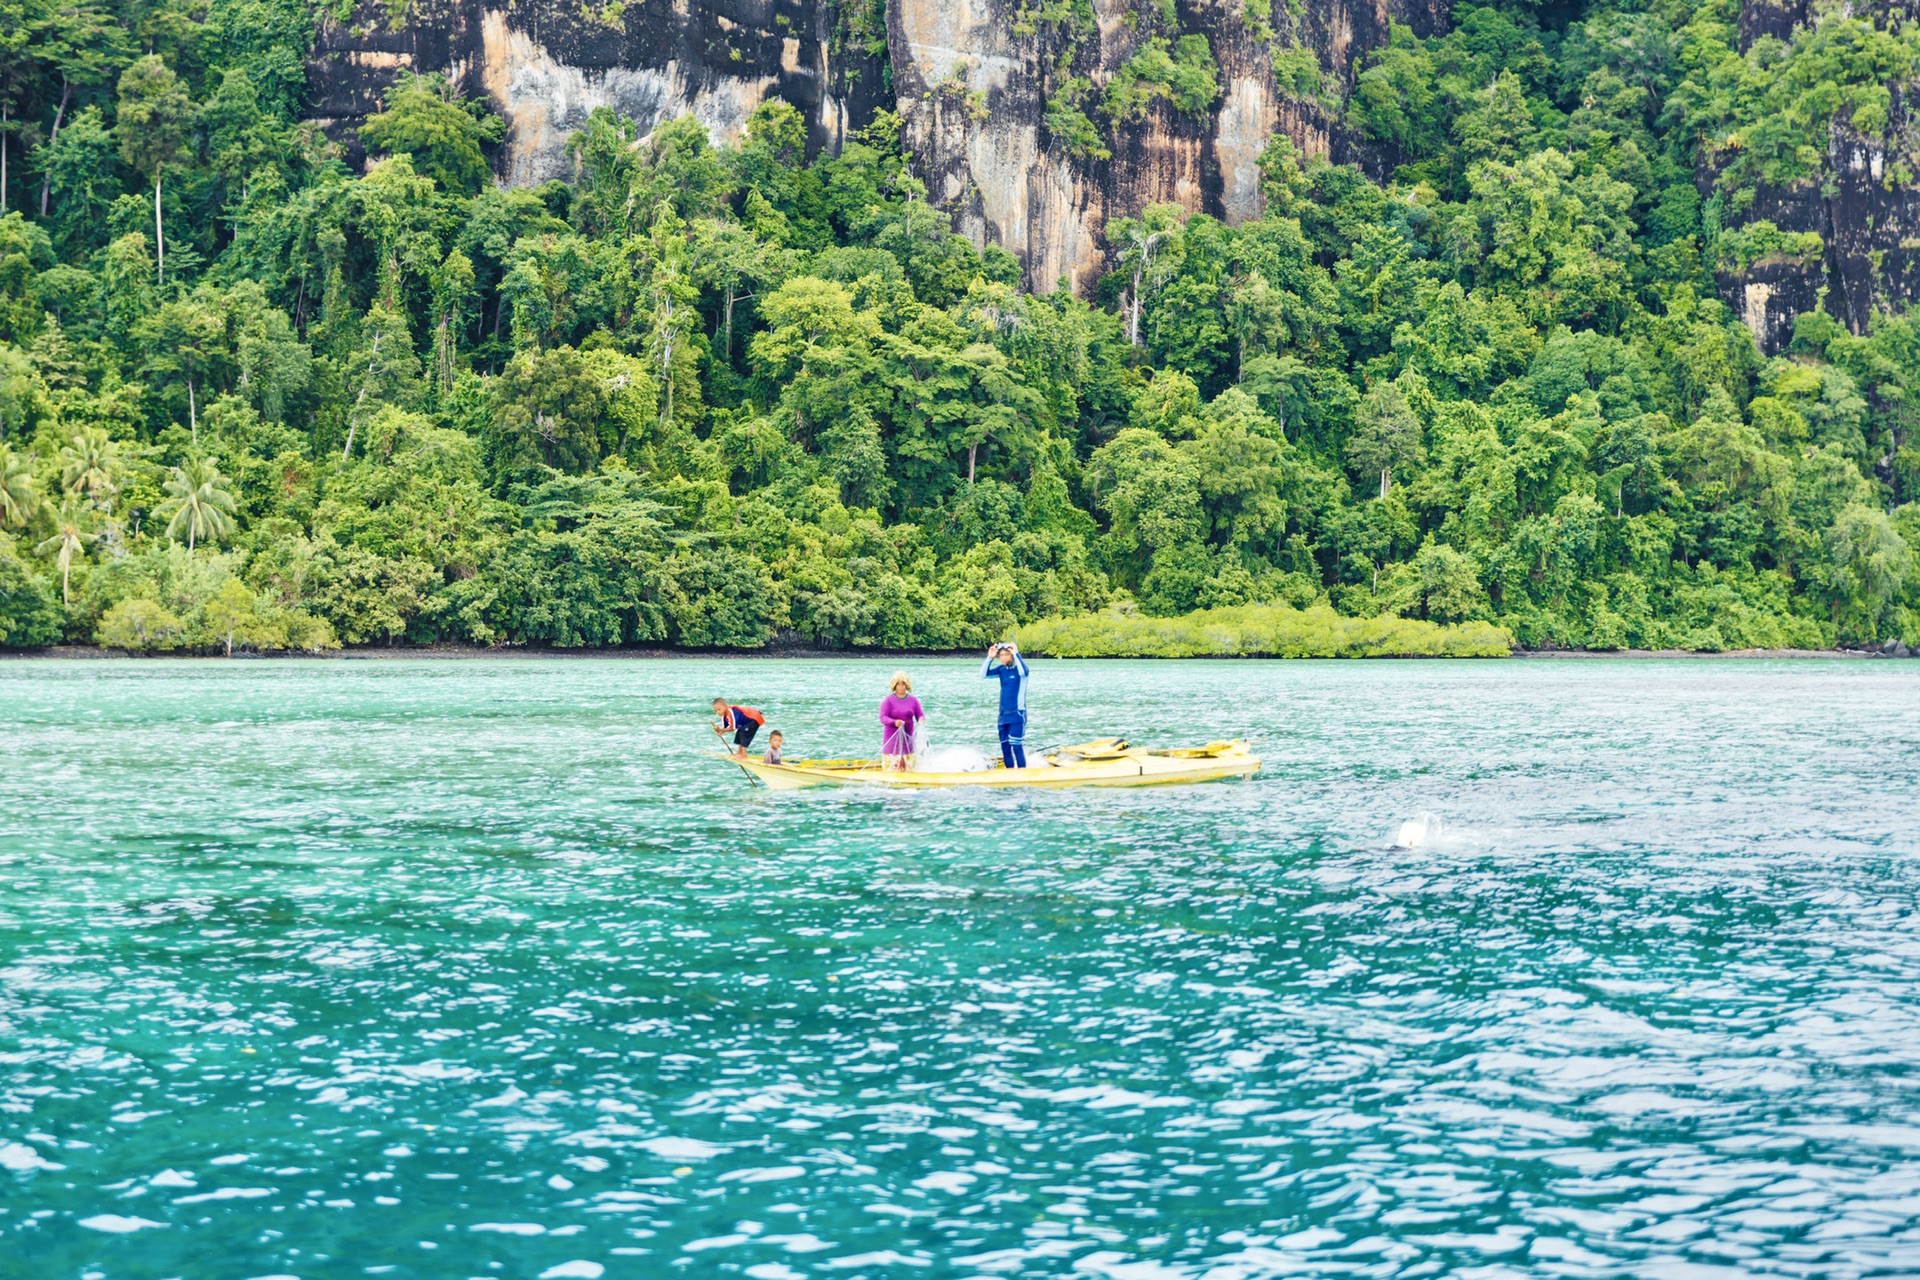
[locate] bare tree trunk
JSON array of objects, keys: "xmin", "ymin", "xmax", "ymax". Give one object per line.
[
  {"xmin": 1380, "ymin": 467, "xmax": 1389, "ymax": 500},
  {"xmin": 188, "ymin": 379, "xmax": 197, "ymax": 446},
  {"xmin": 722, "ymin": 288, "xmax": 753, "ymax": 363},
  {"xmin": 658, "ymin": 295, "xmax": 675, "ymax": 427},
  {"xmin": 2, "ymin": 103, "xmax": 10, "ymax": 214},
  {"xmin": 429, "ymin": 307, "xmax": 457, "ymax": 394},
  {"xmin": 154, "ymin": 172, "xmax": 165, "ymax": 285},
  {"xmin": 39, "ymin": 80, "xmax": 70, "ymax": 217},
  {"xmin": 968, "ymin": 443, "xmax": 978, "ymax": 485},
  {"xmin": 1128, "ymin": 266, "xmax": 1142, "ymax": 346}
]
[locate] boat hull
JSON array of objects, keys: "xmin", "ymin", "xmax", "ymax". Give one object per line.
[{"xmin": 720, "ymin": 745, "xmax": 1260, "ymax": 790}]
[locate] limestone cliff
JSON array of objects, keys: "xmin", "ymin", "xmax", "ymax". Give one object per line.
[
  {"xmin": 308, "ymin": 0, "xmax": 1431, "ymax": 290},
  {"xmin": 305, "ymin": 0, "xmax": 888, "ymax": 183},
  {"xmin": 307, "ymin": 0, "xmax": 1915, "ymax": 346},
  {"xmin": 882, "ymin": 0, "xmax": 1443, "ymax": 292}
]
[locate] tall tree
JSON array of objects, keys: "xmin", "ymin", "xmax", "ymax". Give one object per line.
[
  {"xmin": 342, "ymin": 303, "xmax": 422, "ymax": 459},
  {"xmin": 134, "ymin": 294, "xmax": 227, "ymax": 441},
  {"xmin": 1346, "ymin": 374, "xmax": 1426, "ymax": 499},
  {"xmin": 1108, "ymin": 205, "xmax": 1183, "ymax": 348},
  {"xmin": 643, "ymin": 205, "xmax": 699, "ymax": 432},
  {"xmin": 690, "ymin": 217, "xmax": 789, "ymax": 364},
  {"xmin": 429, "ymin": 249, "xmax": 475, "ymax": 395},
  {"xmin": 33, "ymin": 103, "xmax": 115, "ymax": 252},
  {"xmin": 0, "ymin": 0, "xmax": 35, "ymax": 212},
  {"xmin": 115, "ymin": 54, "xmax": 191, "ymax": 285},
  {"xmin": 33, "ymin": 1, "xmax": 129, "ymax": 217}
]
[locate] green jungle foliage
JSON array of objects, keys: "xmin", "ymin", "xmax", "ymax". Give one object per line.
[
  {"xmin": 1019, "ymin": 603, "xmax": 1516, "ymax": 657},
  {"xmin": 0, "ymin": 0, "xmax": 1915, "ymax": 653}
]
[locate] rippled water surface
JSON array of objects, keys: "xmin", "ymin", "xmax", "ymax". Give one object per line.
[{"xmin": 4, "ymin": 656, "xmax": 1920, "ymax": 1280}]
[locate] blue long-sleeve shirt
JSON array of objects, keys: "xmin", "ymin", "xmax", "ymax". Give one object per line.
[{"xmin": 982, "ymin": 651, "xmax": 1029, "ymax": 720}]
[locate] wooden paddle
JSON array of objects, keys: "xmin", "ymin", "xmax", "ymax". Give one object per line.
[{"xmin": 713, "ymin": 722, "xmax": 763, "ymax": 787}]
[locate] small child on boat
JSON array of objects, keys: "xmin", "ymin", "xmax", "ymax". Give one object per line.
[{"xmin": 763, "ymin": 730, "xmax": 783, "ymax": 765}]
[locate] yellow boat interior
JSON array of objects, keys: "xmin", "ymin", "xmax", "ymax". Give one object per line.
[{"xmin": 718, "ymin": 739, "xmax": 1261, "ymax": 790}]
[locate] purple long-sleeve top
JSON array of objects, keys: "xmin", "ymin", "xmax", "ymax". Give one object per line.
[{"xmin": 879, "ymin": 693, "xmax": 924, "ymax": 756}]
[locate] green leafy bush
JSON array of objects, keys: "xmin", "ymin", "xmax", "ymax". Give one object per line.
[{"xmin": 84, "ymin": 546, "xmax": 337, "ymax": 653}]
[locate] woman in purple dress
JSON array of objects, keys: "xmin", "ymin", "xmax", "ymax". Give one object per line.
[{"xmin": 879, "ymin": 672, "xmax": 924, "ymax": 770}]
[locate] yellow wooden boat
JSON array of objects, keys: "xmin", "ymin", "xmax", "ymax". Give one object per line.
[{"xmin": 718, "ymin": 738, "xmax": 1260, "ymax": 790}]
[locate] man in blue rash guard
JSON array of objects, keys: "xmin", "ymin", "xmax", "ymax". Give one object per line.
[{"xmin": 982, "ymin": 640, "xmax": 1030, "ymax": 769}]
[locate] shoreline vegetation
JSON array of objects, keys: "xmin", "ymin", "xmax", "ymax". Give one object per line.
[
  {"xmin": 0, "ymin": 1, "xmax": 1917, "ymax": 659},
  {"xmin": 1019, "ymin": 603, "xmax": 1515, "ymax": 657},
  {"xmin": 8, "ymin": 612, "xmax": 1913, "ymax": 659},
  {"xmin": 8, "ymin": 647, "xmax": 1905, "ymax": 660}
]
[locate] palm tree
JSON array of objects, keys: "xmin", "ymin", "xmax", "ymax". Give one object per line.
[
  {"xmin": 0, "ymin": 441, "xmax": 37, "ymax": 529},
  {"xmin": 158, "ymin": 458, "xmax": 237, "ymax": 551},
  {"xmin": 35, "ymin": 500, "xmax": 95, "ymax": 603},
  {"xmin": 58, "ymin": 427, "xmax": 119, "ymax": 508}
]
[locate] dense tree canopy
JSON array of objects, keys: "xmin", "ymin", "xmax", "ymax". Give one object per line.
[{"xmin": 0, "ymin": 0, "xmax": 1916, "ymax": 653}]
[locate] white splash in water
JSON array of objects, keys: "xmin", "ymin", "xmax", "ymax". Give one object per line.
[{"xmin": 1393, "ymin": 813, "xmax": 1444, "ymax": 849}]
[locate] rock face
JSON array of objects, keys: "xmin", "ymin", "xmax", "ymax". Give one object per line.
[
  {"xmin": 882, "ymin": 0, "xmax": 1442, "ymax": 292},
  {"xmin": 308, "ymin": 0, "xmax": 1431, "ymax": 289},
  {"xmin": 1713, "ymin": 0, "xmax": 1920, "ymax": 353},
  {"xmin": 306, "ymin": 0, "xmax": 888, "ymax": 183},
  {"xmin": 1724, "ymin": 150, "xmax": 1920, "ymax": 355},
  {"xmin": 308, "ymin": 0, "xmax": 1916, "ymax": 338}
]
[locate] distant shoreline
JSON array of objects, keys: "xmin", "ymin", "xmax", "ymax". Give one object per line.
[
  {"xmin": 1515, "ymin": 648, "xmax": 1901, "ymax": 660},
  {"xmin": 4, "ymin": 644, "xmax": 1913, "ymax": 661}
]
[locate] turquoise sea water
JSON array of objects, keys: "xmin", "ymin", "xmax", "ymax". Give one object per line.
[{"xmin": 3, "ymin": 656, "xmax": 1919, "ymax": 1280}]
